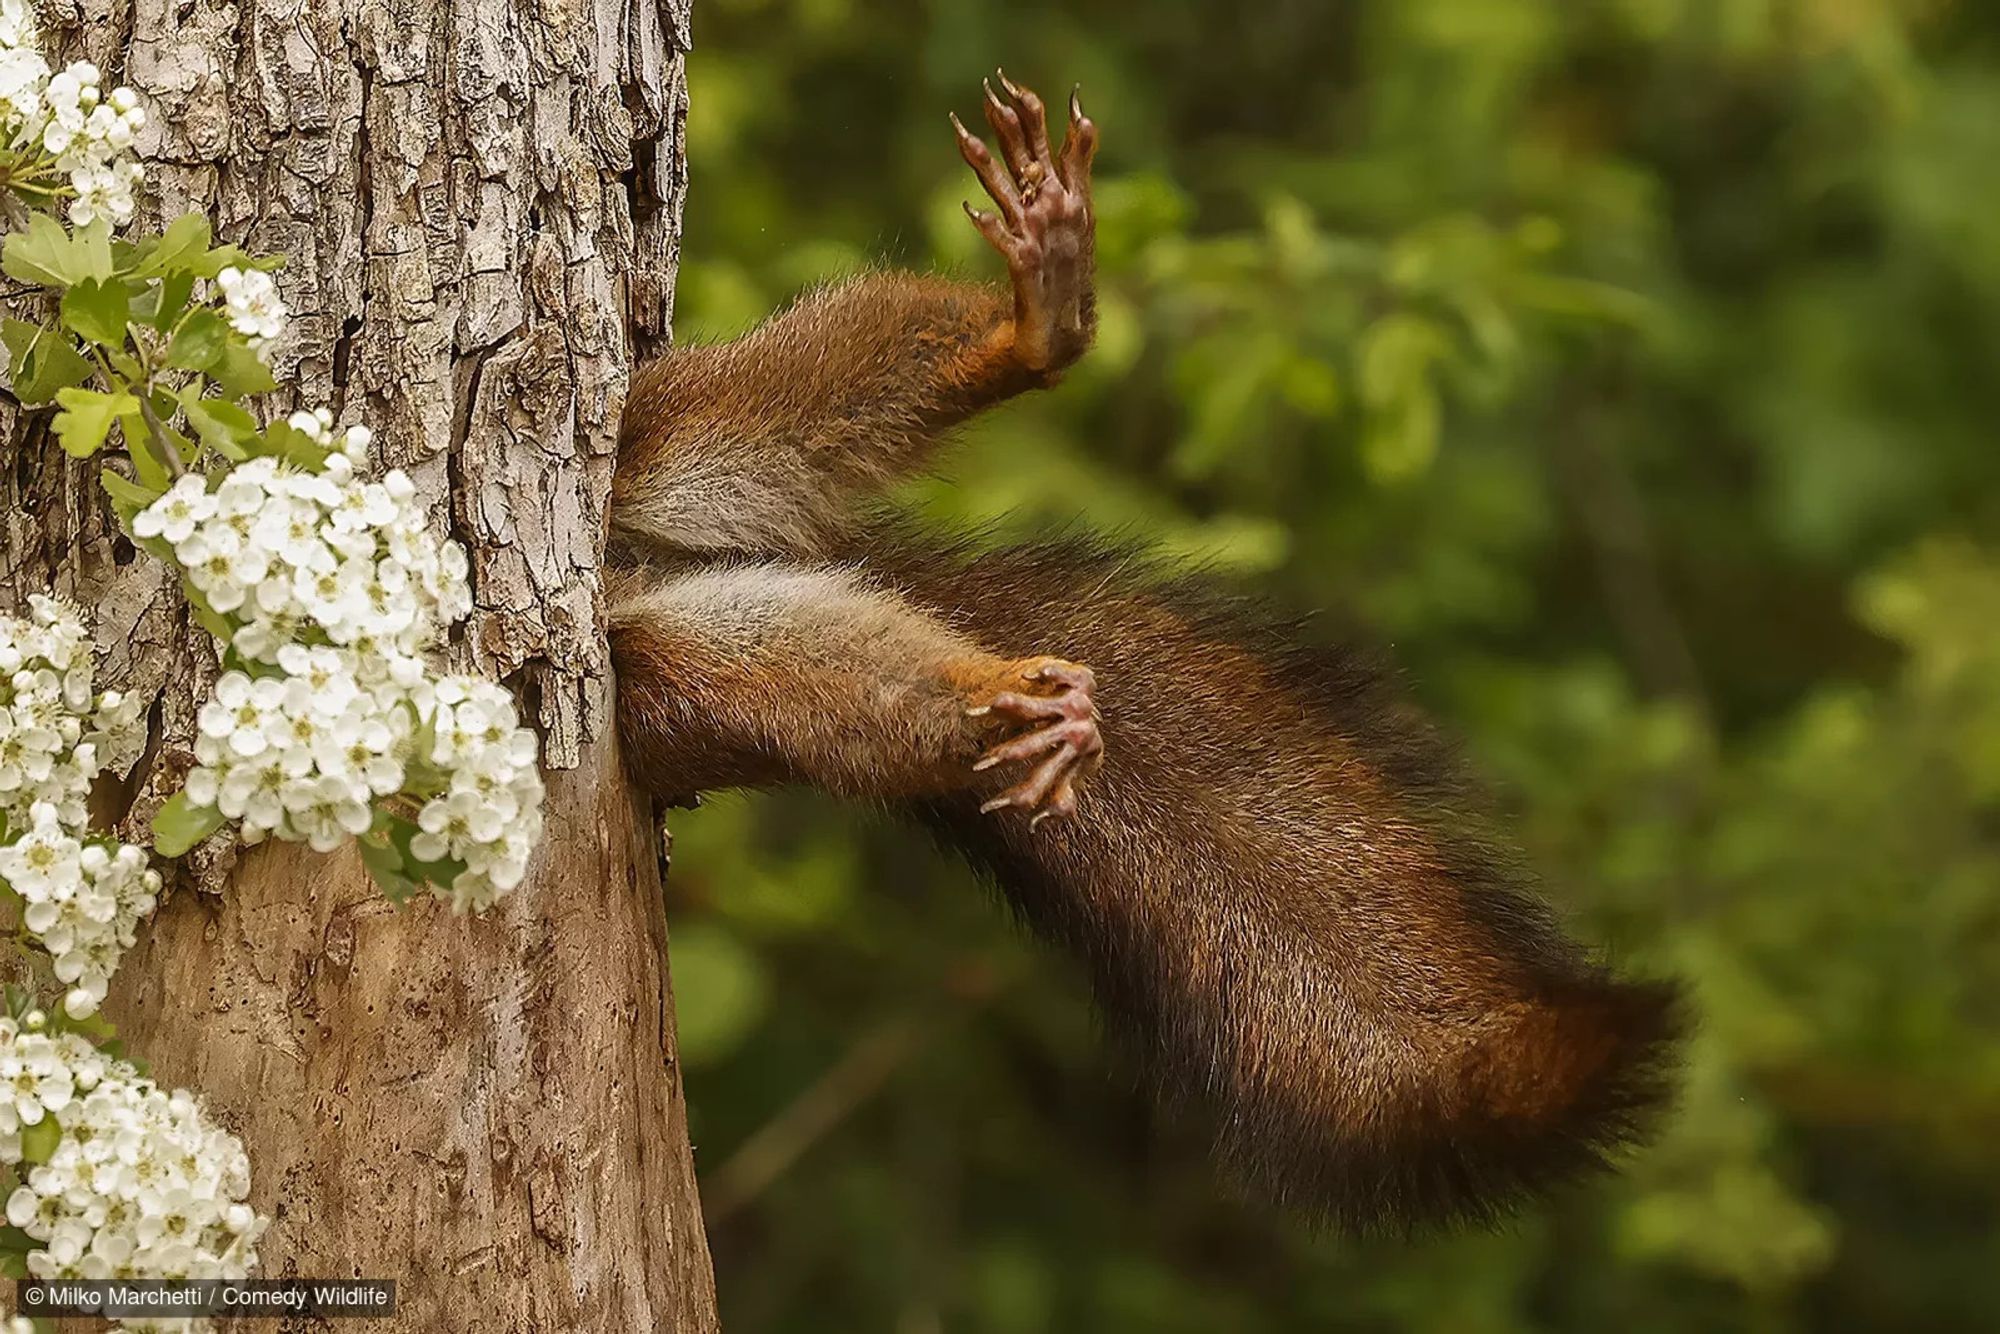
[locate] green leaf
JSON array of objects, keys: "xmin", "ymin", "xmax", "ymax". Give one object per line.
[
  {"xmin": 0, "ymin": 318, "xmax": 37, "ymax": 363},
  {"xmin": 268, "ymin": 425, "xmax": 331, "ymax": 471},
  {"xmin": 1, "ymin": 319, "xmax": 94, "ymax": 406},
  {"xmin": 127, "ymin": 213, "xmax": 213, "ymax": 279},
  {"xmin": 119, "ymin": 411, "xmax": 179, "ymax": 493},
  {"xmin": 384, "ymin": 811, "xmax": 466, "ymax": 891},
  {"xmin": 51, "ymin": 387, "xmax": 139, "ymax": 458},
  {"xmin": 104, "ymin": 347, "xmax": 145, "ymax": 381},
  {"xmin": 179, "ymin": 391, "xmax": 257, "ymax": 460},
  {"xmin": 73, "ymin": 219, "xmax": 114, "ymax": 283},
  {"xmin": 210, "ymin": 339, "xmax": 278, "ymax": 397},
  {"xmin": 18, "ymin": 1115, "xmax": 59, "ymax": 1166},
  {"xmin": 99, "ymin": 469, "xmax": 163, "ymax": 508},
  {"xmin": 1, "ymin": 213, "xmax": 83, "ymax": 287},
  {"xmin": 1355, "ymin": 314, "xmax": 1446, "ymax": 482},
  {"xmin": 139, "ymin": 270, "xmax": 195, "ymax": 332},
  {"xmin": 358, "ymin": 830, "xmax": 420, "ymax": 905},
  {"xmin": 165, "ymin": 308, "xmax": 228, "ymax": 371},
  {"xmin": 182, "ymin": 585, "xmax": 235, "ymax": 642},
  {"xmin": 187, "ymin": 244, "xmax": 263, "ymax": 280},
  {"xmin": 1358, "ymin": 312, "xmax": 1446, "ymax": 410},
  {"xmin": 59, "ymin": 277, "xmax": 132, "ymax": 348},
  {"xmin": 0, "ymin": 1225, "xmax": 37, "ymax": 1255},
  {"xmin": 51, "ymin": 1005, "xmax": 123, "ymax": 1055},
  {"xmin": 151, "ymin": 792, "xmax": 226, "ymax": 857},
  {"xmin": 101, "ymin": 468, "xmax": 165, "ymax": 525},
  {"xmin": 16, "ymin": 340, "xmax": 96, "ymax": 405}
]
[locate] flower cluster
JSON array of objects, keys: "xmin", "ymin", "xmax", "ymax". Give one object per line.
[
  {"xmin": 409, "ymin": 676, "xmax": 544, "ymax": 912},
  {"xmin": 136, "ymin": 435, "xmax": 540, "ymax": 912},
  {"xmin": 0, "ymin": 1, "xmax": 41, "ymax": 132},
  {"xmin": 216, "ymin": 266, "xmax": 285, "ymax": 349},
  {"xmin": 0, "ymin": 10, "xmax": 553, "ymax": 1327},
  {"xmin": 0, "ymin": 0, "xmax": 32, "ymax": 50},
  {"xmin": 0, "ymin": 806, "xmax": 158, "ymax": 1021},
  {"xmin": 0, "ymin": 599, "xmax": 155, "ymax": 1020},
  {"xmin": 187, "ymin": 661, "xmax": 399, "ymax": 852},
  {"xmin": 0, "ymin": 596, "xmax": 144, "ymax": 830},
  {"xmin": 0, "ymin": 9, "xmax": 146, "ymax": 227},
  {"xmin": 136, "ymin": 433, "xmax": 470, "ymax": 668},
  {"xmin": 0, "ymin": 1013, "xmax": 266, "ymax": 1323},
  {"xmin": 41, "ymin": 64, "xmax": 146, "ymax": 227}
]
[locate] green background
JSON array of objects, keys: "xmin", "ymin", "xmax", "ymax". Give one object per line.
[{"xmin": 662, "ymin": 1, "xmax": 2000, "ymax": 1328}]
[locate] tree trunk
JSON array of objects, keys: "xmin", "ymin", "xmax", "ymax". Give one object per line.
[{"xmin": 0, "ymin": 0, "xmax": 718, "ymax": 1328}]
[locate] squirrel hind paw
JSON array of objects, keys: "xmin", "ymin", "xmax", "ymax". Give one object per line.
[{"xmin": 971, "ymin": 657, "xmax": 1104, "ymax": 826}]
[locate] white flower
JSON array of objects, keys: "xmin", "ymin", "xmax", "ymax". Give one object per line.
[
  {"xmin": 0, "ymin": 1028, "xmax": 267, "ymax": 1300},
  {"xmin": 0, "ymin": 601, "xmax": 135, "ymax": 830},
  {"xmin": 90, "ymin": 687, "xmax": 147, "ymax": 777},
  {"xmin": 28, "ymin": 840, "xmax": 159, "ymax": 1015},
  {"xmin": 67, "ymin": 156, "xmax": 143, "ymax": 228},
  {"xmin": 0, "ymin": 44, "xmax": 47, "ymax": 132},
  {"xmin": 138, "ymin": 413, "xmax": 536, "ymax": 913},
  {"xmin": 0, "ymin": 0, "xmax": 40, "ymax": 51},
  {"xmin": 214, "ymin": 753, "xmax": 284, "ymax": 834},
  {"xmin": 283, "ymin": 774, "xmax": 372, "ymax": 853},
  {"xmin": 286, "ymin": 407, "xmax": 335, "ymax": 447},
  {"xmin": 133, "ymin": 478, "xmax": 217, "ymax": 544},
  {"xmin": 313, "ymin": 700, "xmax": 403, "ymax": 796},
  {"xmin": 0, "ymin": 1035, "xmax": 73, "ymax": 1127},
  {"xmin": 83, "ymin": 98, "xmax": 137, "ymax": 153},
  {"xmin": 0, "ymin": 802, "xmax": 82, "ymax": 901},
  {"xmin": 22, "ymin": 58, "xmax": 148, "ymax": 226},
  {"xmin": 2, "ymin": 823, "xmax": 157, "ymax": 1025},
  {"xmin": 405, "ymin": 675, "xmax": 543, "ymax": 910},
  {"xmin": 217, "ymin": 266, "xmax": 286, "ymax": 348},
  {"xmin": 37, "ymin": 61, "xmax": 94, "ymax": 156},
  {"xmin": 0, "ymin": 601, "xmax": 159, "ymax": 1010},
  {"xmin": 196, "ymin": 672, "xmax": 282, "ymax": 760}
]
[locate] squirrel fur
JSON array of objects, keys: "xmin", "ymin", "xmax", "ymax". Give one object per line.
[{"xmin": 605, "ymin": 74, "xmax": 1683, "ymax": 1231}]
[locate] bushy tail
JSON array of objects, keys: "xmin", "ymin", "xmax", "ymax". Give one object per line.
[{"xmin": 868, "ymin": 531, "xmax": 1685, "ymax": 1230}]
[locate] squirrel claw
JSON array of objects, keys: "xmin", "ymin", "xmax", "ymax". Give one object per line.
[
  {"xmin": 973, "ymin": 656, "xmax": 1103, "ymax": 826},
  {"xmin": 951, "ymin": 70, "xmax": 1098, "ymax": 376},
  {"xmin": 1027, "ymin": 660, "xmax": 1096, "ymax": 695},
  {"xmin": 980, "ymin": 742, "xmax": 1091, "ymax": 825}
]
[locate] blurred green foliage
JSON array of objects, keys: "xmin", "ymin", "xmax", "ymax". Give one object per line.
[{"xmin": 662, "ymin": 0, "xmax": 2000, "ymax": 1328}]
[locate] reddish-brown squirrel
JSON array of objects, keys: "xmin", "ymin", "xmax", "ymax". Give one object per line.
[{"xmin": 607, "ymin": 73, "xmax": 1682, "ymax": 1231}]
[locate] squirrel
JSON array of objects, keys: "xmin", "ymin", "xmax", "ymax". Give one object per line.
[{"xmin": 604, "ymin": 72, "xmax": 1683, "ymax": 1232}]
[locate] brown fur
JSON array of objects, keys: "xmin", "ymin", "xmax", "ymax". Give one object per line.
[
  {"xmin": 604, "ymin": 78, "xmax": 1681, "ymax": 1230},
  {"xmin": 614, "ymin": 274, "xmax": 1037, "ymax": 560},
  {"xmin": 607, "ymin": 561, "xmax": 1033, "ymax": 803},
  {"xmin": 861, "ymin": 531, "xmax": 1682, "ymax": 1228}
]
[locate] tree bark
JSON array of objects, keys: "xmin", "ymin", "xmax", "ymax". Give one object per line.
[{"xmin": 0, "ymin": 0, "xmax": 718, "ymax": 1328}]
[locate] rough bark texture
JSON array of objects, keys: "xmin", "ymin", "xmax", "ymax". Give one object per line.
[{"xmin": 0, "ymin": 0, "xmax": 717, "ymax": 1327}]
